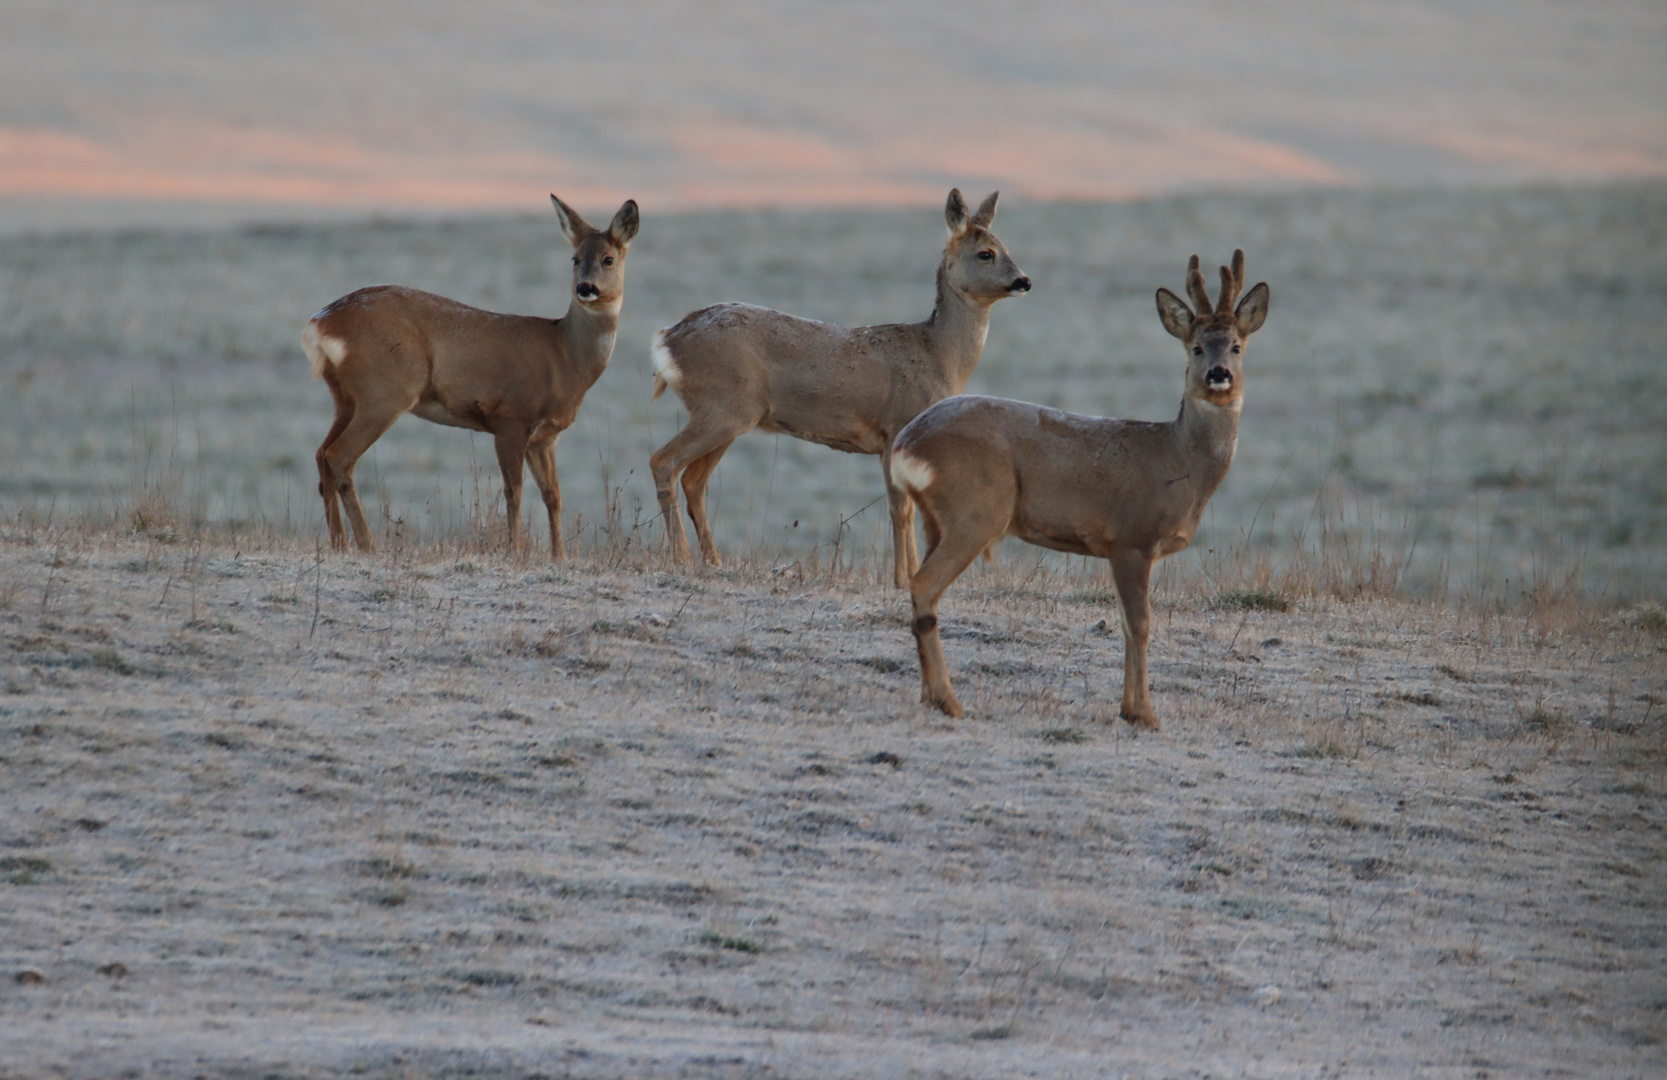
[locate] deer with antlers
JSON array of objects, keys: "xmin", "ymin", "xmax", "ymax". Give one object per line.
[
  {"xmin": 303, "ymin": 196, "xmax": 639, "ymax": 557},
  {"xmin": 890, "ymin": 250, "xmax": 1270, "ymax": 726},
  {"xmin": 648, "ymin": 189, "xmax": 1030, "ymax": 586}
]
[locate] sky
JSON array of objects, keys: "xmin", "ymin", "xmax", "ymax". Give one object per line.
[{"xmin": 1, "ymin": 0, "xmax": 1664, "ymax": 229}]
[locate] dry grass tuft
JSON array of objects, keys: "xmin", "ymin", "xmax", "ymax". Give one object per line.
[
  {"xmin": 1612, "ymin": 602, "xmax": 1667, "ymax": 636},
  {"xmin": 1211, "ymin": 589, "xmax": 1293, "ymax": 613}
]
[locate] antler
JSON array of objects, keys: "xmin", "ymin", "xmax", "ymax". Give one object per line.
[
  {"xmin": 1215, "ymin": 249, "xmax": 1245, "ymax": 313},
  {"xmin": 1185, "ymin": 254, "xmax": 1213, "ymax": 314}
]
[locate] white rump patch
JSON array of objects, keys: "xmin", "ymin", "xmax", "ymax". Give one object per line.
[
  {"xmin": 319, "ymin": 333, "xmax": 347, "ymax": 365},
  {"xmin": 301, "ymin": 321, "xmax": 348, "ymax": 379},
  {"xmin": 650, "ymin": 329, "xmax": 681, "ymax": 392},
  {"xmin": 890, "ymin": 449, "xmax": 936, "ymax": 495}
]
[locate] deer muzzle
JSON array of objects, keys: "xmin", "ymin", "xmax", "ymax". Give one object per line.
[
  {"xmin": 1007, "ymin": 276, "xmax": 1032, "ymax": 294},
  {"xmin": 1205, "ymin": 365, "xmax": 1233, "ymax": 391},
  {"xmin": 575, "ymin": 282, "xmax": 601, "ymax": 301}
]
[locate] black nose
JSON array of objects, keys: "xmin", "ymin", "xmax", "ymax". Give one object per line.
[
  {"xmin": 1205, "ymin": 365, "xmax": 1233, "ymax": 390},
  {"xmin": 1008, "ymin": 276, "xmax": 1031, "ymax": 294},
  {"xmin": 576, "ymin": 282, "xmax": 600, "ymax": 300}
]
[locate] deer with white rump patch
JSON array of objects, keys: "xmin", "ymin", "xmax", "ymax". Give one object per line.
[
  {"xmin": 303, "ymin": 196, "xmax": 639, "ymax": 557},
  {"xmin": 648, "ymin": 190, "xmax": 1030, "ymax": 586},
  {"xmin": 891, "ymin": 250, "xmax": 1269, "ymax": 726}
]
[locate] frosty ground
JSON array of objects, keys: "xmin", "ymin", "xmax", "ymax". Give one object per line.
[
  {"xmin": 2, "ymin": 533, "xmax": 1662, "ymax": 1079},
  {"xmin": 3, "ymin": 181, "xmax": 1665, "ymax": 599}
]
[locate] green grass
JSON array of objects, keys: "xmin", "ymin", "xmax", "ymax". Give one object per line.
[
  {"xmin": 698, "ymin": 931, "xmax": 764, "ymax": 954},
  {"xmin": 80, "ymin": 648, "xmax": 138, "ymax": 676},
  {"xmin": 2, "ymin": 856, "xmax": 54, "ymax": 884}
]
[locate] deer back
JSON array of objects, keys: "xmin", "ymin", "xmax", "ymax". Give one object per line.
[
  {"xmin": 652, "ymin": 189, "xmax": 1028, "ymax": 450},
  {"xmin": 898, "ymin": 395, "xmax": 1217, "ymax": 556}
]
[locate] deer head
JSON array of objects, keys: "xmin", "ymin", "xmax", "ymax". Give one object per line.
[
  {"xmin": 941, "ymin": 189, "xmax": 1031, "ymax": 303},
  {"xmin": 552, "ymin": 195, "xmax": 640, "ymax": 313},
  {"xmin": 1154, "ymin": 249, "xmax": 1269, "ymax": 409}
]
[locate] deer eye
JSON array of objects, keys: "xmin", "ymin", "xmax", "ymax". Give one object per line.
[
  {"xmin": 571, "ymin": 256, "xmax": 580, "ymax": 266},
  {"xmin": 977, "ymin": 250, "xmax": 994, "ymax": 261},
  {"xmin": 1192, "ymin": 346, "xmax": 1204, "ymax": 356},
  {"xmin": 603, "ymin": 256, "xmax": 615, "ymax": 266},
  {"xmin": 1231, "ymin": 343, "xmax": 1241, "ymax": 354}
]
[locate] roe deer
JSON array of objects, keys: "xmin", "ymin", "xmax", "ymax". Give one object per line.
[
  {"xmin": 303, "ymin": 196, "xmax": 639, "ymax": 557},
  {"xmin": 890, "ymin": 250, "xmax": 1270, "ymax": 726},
  {"xmin": 648, "ymin": 189, "xmax": 1030, "ymax": 586}
]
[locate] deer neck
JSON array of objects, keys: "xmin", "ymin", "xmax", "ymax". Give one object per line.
[
  {"xmin": 556, "ymin": 300, "xmax": 620, "ymax": 387},
  {"xmin": 924, "ymin": 266, "xmax": 992, "ymax": 390},
  {"xmin": 1173, "ymin": 394, "xmax": 1241, "ymax": 494}
]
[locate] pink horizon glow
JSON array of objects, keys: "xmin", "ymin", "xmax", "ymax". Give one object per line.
[{"xmin": 2, "ymin": 120, "xmax": 1665, "ymax": 215}]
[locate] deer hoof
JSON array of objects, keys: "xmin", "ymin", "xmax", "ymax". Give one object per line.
[
  {"xmin": 925, "ymin": 691, "xmax": 964, "ymax": 718},
  {"xmin": 1119, "ymin": 707, "xmax": 1159, "ymax": 731}
]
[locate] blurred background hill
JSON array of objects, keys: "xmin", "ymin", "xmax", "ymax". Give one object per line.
[{"xmin": 1, "ymin": 0, "xmax": 1663, "ymax": 230}]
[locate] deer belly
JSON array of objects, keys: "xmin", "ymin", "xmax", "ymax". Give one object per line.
[
  {"xmin": 1007, "ymin": 519, "xmax": 1095, "ymax": 557},
  {"xmin": 770, "ymin": 418, "xmax": 887, "ymax": 455},
  {"xmin": 410, "ymin": 398, "xmax": 491, "ymax": 432}
]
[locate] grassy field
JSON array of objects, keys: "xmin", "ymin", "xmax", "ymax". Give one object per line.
[{"xmin": 1, "ymin": 180, "xmax": 1663, "ymax": 601}]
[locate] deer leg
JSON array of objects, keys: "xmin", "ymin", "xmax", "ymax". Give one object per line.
[
  {"xmin": 651, "ymin": 421, "xmax": 748, "ymax": 566},
  {"xmin": 315, "ymin": 404, "xmax": 353, "ymax": 551},
  {"xmin": 908, "ymin": 505, "xmax": 1001, "ymax": 719},
  {"xmin": 320, "ymin": 407, "xmax": 402, "ymax": 554},
  {"xmin": 880, "ymin": 449, "xmax": 919, "ymax": 589},
  {"xmin": 680, "ymin": 442, "xmax": 733, "ymax": 566},
  {"xmin": 524, "ymin": 434, "xmax": 564, "ymax": 559},
  {"xmin": 918, "ymin": 506, "xmax": 942, "ymax": 564},
  {"xmin": 1108, "ymin": 548, "xmax": 1159, "ymax": 729},
  {"xmin": 493, "ymin": 427, "xmax": 531, "ymax": 553}
]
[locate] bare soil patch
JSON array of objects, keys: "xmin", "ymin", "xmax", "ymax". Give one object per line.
[{"xmin": 2, "ymin": 532, "xmax": 1663, "ymax": 1077}]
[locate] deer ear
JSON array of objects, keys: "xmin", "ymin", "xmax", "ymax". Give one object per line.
[
  {"xmin": 551, "ymin": 195, "xmax": 592, "ymax": 245},
  {"xmin": 969, "ymin": 191, "xmax": 999, "ymax": 229},
  {"xmin": 945, "ymin": 188, "xmax": 969, "ymax": 236},
  {"xmin": 1235, "ymin": 282, "xmax": 1270, "ymax": 335},
  {"xmin": 608, "ymin": 199, "xmax": 640, "ymax": 246},
  {"xmin": 1155, "ymin": 288, "xmax": 1195, "ymax": 341}
]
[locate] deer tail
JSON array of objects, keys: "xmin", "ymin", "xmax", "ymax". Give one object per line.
[{"xmin": 649, "ymin": 328, "xmax": 679, "ymax": 402}]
